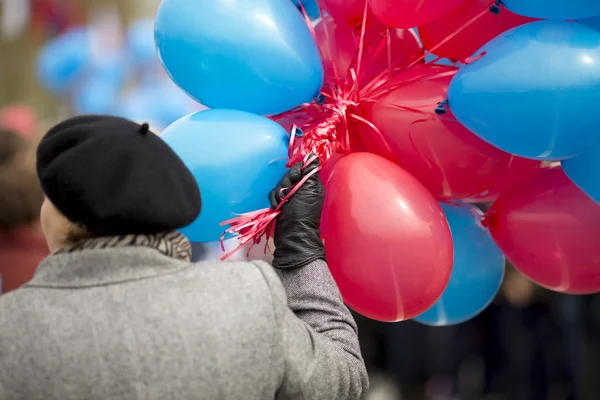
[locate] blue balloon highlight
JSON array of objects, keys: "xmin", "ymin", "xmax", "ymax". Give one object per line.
[
  {"xmin": 502, "ymin": 0, "xmax": 600, "ymax": 20},
  {"xmin": 448, "ymin": 21, "xmax": 600, "ymax": 160},
  {"xmin": 154, "ymin": 0, "xmax": 324, "ymax": 116},
  {"xmin": 414, "ymin": 203, "xmax": 505, "ymax": 326},
  {"xmin": 161, "ymin": 109, "xmax": 289, "ymax": 242},
  {"xmin": 562, "ymin": 145, "xmax": 600, "ymax": 206}
]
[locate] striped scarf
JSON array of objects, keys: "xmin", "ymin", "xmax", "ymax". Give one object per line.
[{"xmin": 53, "ymin": 231, "xmax": 192, "ymax": 262}]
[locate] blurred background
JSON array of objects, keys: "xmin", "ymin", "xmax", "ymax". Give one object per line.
[{"xmin": 0, "ymin": 1, "xmax": 599, "ymax": 399}]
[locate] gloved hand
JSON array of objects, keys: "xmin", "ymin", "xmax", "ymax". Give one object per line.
[{"xmin": 269, "ymin": 156, "xmax": 326, "ymax": 269}]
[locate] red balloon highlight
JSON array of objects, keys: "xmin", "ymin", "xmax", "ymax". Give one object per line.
[
  {"xmin": 367, "ymin": 0, "xmax": 467, "ymax": 28},
  {"xmin": 419, "ymin": 0, "xmax": 536, "ymax": 61},
  {"xmin": 488, "ymin": 167, "xmax": 600, "ymax": 295},
  {"xmin": 321, "ymin": 152, "xmax": 454, "ymax": 322},
  {"xmin": 359, "ymin": 64, "xmax": 514, "ymax": 200},
  {"xmin": 315, "ymin": 15, "xmax": 422, "ymax": 89}
]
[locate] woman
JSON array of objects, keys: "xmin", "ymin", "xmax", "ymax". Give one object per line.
[
  {"xmin": 0, "ymin": 128, "xmax": 48, "ymax": 294},
  {"xmin": 0, "ymin": 115, "xmax": 368, "ymax": 400}
]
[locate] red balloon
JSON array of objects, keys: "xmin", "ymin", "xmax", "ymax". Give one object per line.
[
  {"xmin": 488, "ymin": 168, "xmax": 600, "ymax": 295},
  {"xmin": 321, "ymin": 152, "xmax": 453, "ymax": 322},
  {"xmin": 419, "ymin": 0, "xmax": 536, "ymax": 61},
  {"xmin": 315, "ymin": 15, "xmax": 422, "ymax": 89},
  {"xmin": 464, "ymin": 158, "xmax": 544, "ymax": 203},
  {"xmin": 368, "ymin": 0, "xmax": 467, "ymax": 29},
  {"xmin": 318, "ymin": 0, "xmax": 367, "ymax": 26},
  {"xmin": 359, "ymin": 64, "xmax": 513, "ymax": 200}
]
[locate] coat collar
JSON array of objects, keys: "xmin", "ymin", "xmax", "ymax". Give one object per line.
[{"xmin": 25, "ymin": 247, "xmax": 194, "ymax": 288}]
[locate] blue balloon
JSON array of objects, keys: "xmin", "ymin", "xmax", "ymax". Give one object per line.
[
  {"xmin": 503, "ymin": 0, "xmax": 600, "ymax": 20},
  {"xmin": 73, "ymin": 53, "xmax": 127, "ymax": 114},
  {"xmin": 291, "ymin": 0, "xmax": 321, "ymax": 19},
  {"xmin": 160, "ymin": 109, "xmax": 289, "ymax": 242},
  {"xmin": 117, "ymin": 80, "xmax": 197, "ymax": 128},
  {"xmin": 578, "ymin": 15, "xmax": 600, "ymax": 32},
  {"xmin": 562, "ymin": 146, "xmax": 600, "ymax": 205},
  {"xmin": 424, "ymin": 52, "xmax": 454, "ymax": 66},
  {"xmin": 414, "ymin": 203, "xmax": 505, "ymax": 326},
  {"xmin": 72, "ymin": 75, "xmax": 122, "ymax": 115},
  {"xmin": 126, "ymin": 19, "xmax": 159, "ymax": 66},
  {"xmin": 448, "ymin": 21, "xmax": 600, "ymax": 161},
  {"xmin": 154, "ymin": 0, "xmax": 324, "ymax": 116},
  {"xmin": 37, "ymin": 27, "xmax": 91, "ymax": 95}
]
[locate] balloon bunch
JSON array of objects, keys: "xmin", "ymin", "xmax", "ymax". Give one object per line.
[
  {"xmin": 36, "ymin": 19, "xmax": 200, "ymax": 130},
  {"xmin": 152, "ymin": 0, "xmax": 600, "ymax": 325}
]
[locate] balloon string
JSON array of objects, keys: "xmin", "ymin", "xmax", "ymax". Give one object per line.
[
  {"xmin": 349, "ymin": 112, "xmax": 396, "ymax": 162},
  {"xmin": 219, "ymin": 154, "xmax": 321, "ymax": 261},
  {"xmin": 296, "ymin": 0, "xmax": 317, "ymax": 40},
  {"xmin": 364, "ymin": 69, "xmax": 457, "ymax": 102},
  {"xmin": 386, "ymin": 28, "xmax": 392, "ymax": 93},
  {"xmin": 354, "ymin": 0, "xmax": 370, "ymax": 86},
  {"xmin": 464, "ymin": 51, "xmax": 487, "ymax": 64},
  {"xmin": 360, "ymin": 5, "xmax": 492, "ymax": 97}
]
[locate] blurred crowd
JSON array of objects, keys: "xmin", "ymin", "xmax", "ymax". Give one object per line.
[
  {"xmin": 0, "ymin": 106, "xmax": 47, "ymax": 294},
  {"xmin": 354, "ymin": 271, "xmax": 600, "ymax": 399},
  {"xmin": 1, "ymin": 1, "xmax": 600, "ymax": 400}
]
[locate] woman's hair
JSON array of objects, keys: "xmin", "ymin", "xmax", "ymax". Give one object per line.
[
  {"xmin": 64, "ymin": 222, "xmax": 96, "ymax": 244},
  {"xmin": 0, "ymin": 129, "xmax": 42, "ymax": 231}
]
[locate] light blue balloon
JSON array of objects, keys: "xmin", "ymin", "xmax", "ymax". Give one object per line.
[
  {"xmin": 562, "ymin": 146, "xmax": 600, "ymax": 205},
  {"xmin": 578, "ymin": 15, "xmax": 600, "ymax": 32},
  {"xmin": 126, "ymin": 19, "xmax": 159, "ymax": 66},
  {"xmin": 448, "ymin": 21, "xmax": 600, "ymax": 161},
  {"xmin": 414, "ymin": 203, "xmax": 505, "ymax": 326},
  {"xmin": 37, "ymin": 27, "xmax": 91, "ymax": 95},
  {"xmin": 154, "ymin": 0, "xmax": 324, "ymax": 116},
  {"xmin": 161, "ymin": 109, "xmax": 289, "ymax": 242},
  {"xmin": 503, "ymin": 0, "xmax": 600, "ymax": 20}
]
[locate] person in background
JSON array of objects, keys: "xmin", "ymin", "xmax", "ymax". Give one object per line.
[
  {"xmin": 0, "ymin": 115, "xmax": 368, "ymax": 400},
  {"xmin": 0, "ymin": 128, "xmax": 48, "ymax": 294}
]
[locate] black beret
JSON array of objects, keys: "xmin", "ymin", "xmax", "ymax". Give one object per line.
[{"xmin": 37, "ymin": 115, "xmax": 201, "ymax": 236}]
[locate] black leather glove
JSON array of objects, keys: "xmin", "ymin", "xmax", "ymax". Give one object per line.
[{"xmin": 269, "ymin": 156, "xmax": 326, "ymax": 269}]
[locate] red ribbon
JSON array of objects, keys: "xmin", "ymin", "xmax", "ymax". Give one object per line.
[{"xmin": 219, "ymin": 154, "xmax": 320, "ymax": 261}]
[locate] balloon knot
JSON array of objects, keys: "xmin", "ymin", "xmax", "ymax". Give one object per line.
[
  {"xmin": 489, "ymin": 0, "xmax": 502, "ymax": 14},
  {"xmin": 316, "ymin": 93, "xmax": 325, "ymax": 105},
  {"xmin": 435, "ymin": 100, "xmax": 448, "ymax": 115}
]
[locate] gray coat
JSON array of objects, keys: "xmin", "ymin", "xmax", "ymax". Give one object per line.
[{"xmin": 0, "ymin": 247, "xmax": 368, "ymax": 400}]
